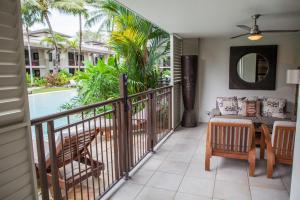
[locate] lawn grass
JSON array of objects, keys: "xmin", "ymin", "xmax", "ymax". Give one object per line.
[{"xmin": 31, "ymin": 87, "xmax": 73, "ymax": 94}]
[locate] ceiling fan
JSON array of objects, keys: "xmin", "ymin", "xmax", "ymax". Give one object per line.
[{"xmin": 231, "ymin": 14, "xmax": 300, "ymax": 41}]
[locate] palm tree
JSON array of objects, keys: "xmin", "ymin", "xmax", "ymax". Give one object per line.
[
  {"xmin": 67, "ymin": 39, "xmax": 79, "ymax": 67},
  {"xmin": 86, "ymin": 0, "xmax": 170, "ymax": 92},
  {"xmin": 21, "ymin": 0, "xmax": 43, "ymax": 85},
  {"xmin": 41, "ymin": 34, "xmax": 68, "ymax": 65},
  {"xmin": 24, "ymin": 0, "xmax": 77, "ymax": 68},
  {"xmin": 30, "ymin": 0, "xmax": 61, "ymax": 69},
  {"xmin": 54, "ymin": 0, "xmax": 88, "ymax": 69},
  {"xmin": 85, "ymin": 0, "xmax": 115, "ymax": 33}
]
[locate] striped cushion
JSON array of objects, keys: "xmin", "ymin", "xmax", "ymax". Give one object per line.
[{"xmin": 210, "ymin": 117, "xmax": 252, "ymax": 124}]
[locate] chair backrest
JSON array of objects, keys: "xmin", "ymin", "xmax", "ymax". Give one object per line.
[
  {"xmin": 56, "ymin": 129, "xmax": 99, "ymax": 167},
  {"xmin": 209, "ymin": 118, "xmax": 254, "ymax": 153},
  {"xmin": 272, "ymin": 121, "xmax": 296, "ymax": 160}
]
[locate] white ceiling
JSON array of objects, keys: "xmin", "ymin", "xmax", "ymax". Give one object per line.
[{"xmin": 116, "ymin": 0, "xmax": 300, "ymax": 38}]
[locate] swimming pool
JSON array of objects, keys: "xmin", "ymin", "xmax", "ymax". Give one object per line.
[
  {"xmin": 28, "ymin": 89, "xmax": 77, "ymax": 119},
  {"xmin": 29, "ymin": 89, "xmax": 78, "ymax": 138}
]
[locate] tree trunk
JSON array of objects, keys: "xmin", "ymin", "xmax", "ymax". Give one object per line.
[
  {"xmin": 26, "ymin": 26, "xmax": 34, "ymax": 86},
  {"xmin": 44, "ymin": 12, "xmax": 59, "ymax": 70},
  {"xmin": 78, "ymin": 13, "xmax": 82, "ymax": 70}
]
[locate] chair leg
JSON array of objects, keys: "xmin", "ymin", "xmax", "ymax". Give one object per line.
[
  {"xmin": 205, "ymin": 151, "xmax": 210, "ymax": 171},
  {"xmin": 260, "ymin": 133, "xmax": 265, "ymax": 159},
  {"xmin": 267, "ymin": 159, "xmax": 274, "ymax": 178},
  {"xmin": 248, "ymin": 149, "xmax": 256, "ymax": 177}
]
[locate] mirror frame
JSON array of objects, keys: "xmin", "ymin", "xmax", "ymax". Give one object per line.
[{"xmin": 229, "ymin": 45, "xmax": 278, "ymax": 90}]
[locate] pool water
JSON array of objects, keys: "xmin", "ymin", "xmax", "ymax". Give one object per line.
[
  {"xmin": 29, "ymin": 89, "xmax": 78, "ymax": 139},
  {"xmin": 29, "ymin": 89, "xmax": 77, "ymax": 119}
]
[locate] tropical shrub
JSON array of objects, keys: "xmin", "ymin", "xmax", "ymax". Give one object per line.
[
  {"xmin": 86, "ymin": 0, "xmax": 169, "ymax": 93},
  {"xmin": 44, "ymin": 71, "xmax": 70, "ymax": 86},
  {"xmin": 74, "ymin": 57, "xmax": 122, "ymax": 105},
  {"xmin": 33, "ymin": 77, "xmax": 47, "ymax": 87},
  {"xmin": 26, "ymin": 73, "xmax": 31, "ymax": 86},
  {"xmin": 162, "ymin": 70, "xmax": 171, "ymax": 78},
  {"xmin": 26, "ymin": 73, "xmax": 47, "ymax": 87}
]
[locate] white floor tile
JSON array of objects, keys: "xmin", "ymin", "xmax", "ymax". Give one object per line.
[
  {"xmin": 158, "ymin": 160, "xmax": 189, "ymax": 175},
  {"xmin": 174, "ymin": 192, "xmax": 211, "ymax": 200},
  {"xmin": 146, "ymin": 171, "xmax": 183, "ymax": 191},
  {"xmin": 213, "ymin": 180, "xmax": 251, "ymax": 200},
  {"xmin": 142, "ymin": 158, "xmax": 163, "ymax": 171},
  {"xmin": 251, "ymin": 186, "xmax": 290, "ymax": 200},
  {"xmin": 185, "ymin": 162, "xmax": 216, "ymax": 180},
  {"xmin": 166, "ymin": 152, "xmax": 194, "ymax": 163},
  {"xmin": 179, "ymin": 176, "xmax": 214, "ymax": 198},
  {"xmin": 110, "ymin": 182, "xmax": 143, "ymax": 200},
  {"xmin": 248, "ymin": 160, "xmax": 286, "ymax": 190},
  {"xmin": 129, "ymin": 168, "xmax": 155, "ymax": 185},
  {"xmin": 216, "ymin": 167, "xmax": 248, "ymax": 184},
  {"xmin": 135, "ymin": 186, "xmax": 175, "ymax": 200}
]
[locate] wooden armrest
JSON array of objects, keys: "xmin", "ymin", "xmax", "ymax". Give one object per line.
[
  {"xmin": 261, "ymin": 124, "xmax": 276, "ymax": 178},
  {"xmin": 261, "ymin": 124, "xmax": 272, "ymax": 146}
]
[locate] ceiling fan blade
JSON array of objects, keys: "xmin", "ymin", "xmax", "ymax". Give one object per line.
[
  {"xmin": 237, "ymin": 25, "xmax": 251, "ymax": 31},
  {"xmin": 261, "ymin": 30, "xmax": 300, "ymax": 33},
  {"xmin": 230, "ymin": 33, "xmax": 249, "ymax": 39}
]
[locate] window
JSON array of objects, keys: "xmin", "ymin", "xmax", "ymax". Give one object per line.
[
  {"xmin": 33, "ymin": 52, "xmax": 39, "ymax": 60},
  {"xmin": 34, "ymin": 69, "xmax": 40, "ymax": 77},
  {"xmin": 68, "ymin": 52, "xmax": 75, "ymax": 65},
  {"xmin": 48, "ymin": 52, "xmax": 52, "ymax": 62},
  {"xmin": 69, "ymin": 68, "xmax": 75, "ymax": 75},
  {"xmin": 24, "ymin": 50, "xmax": 29, "ymax": 65},
  {"xmin": 94, "ymin": 54, "xmax": 104, "ymax": 64}
]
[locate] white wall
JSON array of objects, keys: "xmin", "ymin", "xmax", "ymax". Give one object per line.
[
  {"xmin": 290, "ymin": 89, "xmax": 300, "ymax": 199},
  {"xmin": 195, "ymin": 33, "xmax": 300, "ymax": 122}
]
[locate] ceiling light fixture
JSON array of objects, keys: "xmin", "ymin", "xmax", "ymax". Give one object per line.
[{"xmin": 248, "ymin": 33, "xmax": 263, "ymax": 41}]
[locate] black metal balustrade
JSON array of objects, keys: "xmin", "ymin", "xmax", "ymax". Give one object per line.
[{"xmin": 31, "ymin": 74, "xmax": 173, "ymax": 200}]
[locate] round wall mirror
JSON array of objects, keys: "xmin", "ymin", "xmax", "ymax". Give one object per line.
[{"xmin": 237, "ymin": 53, "xmax": 269, "ymax": 83}]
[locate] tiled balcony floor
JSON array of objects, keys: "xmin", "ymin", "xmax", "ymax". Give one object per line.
[{"xmin": 110, "ymin": 124, "xmax": 292, "ymax": 200}]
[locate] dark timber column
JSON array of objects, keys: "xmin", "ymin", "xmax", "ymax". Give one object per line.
[{"xmin": 181, "ymin": 55, "xmax": 198, "ymax": 127}]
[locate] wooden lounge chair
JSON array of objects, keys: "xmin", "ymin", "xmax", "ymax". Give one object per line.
[
  {"xmin": 205, "ymin": 118, "xmax": 256, "ymax": 176},
  {"xmin": 33, "ymin": 127, "xmax": 104, "ymax": 192},
  {"xmin": 261, "ymin": 121, "xmax": 296, "ymax": 178}
]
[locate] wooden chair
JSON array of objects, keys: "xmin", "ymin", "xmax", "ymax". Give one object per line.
[
  {"xmin": 34, "ymin": 128, "xmax": 104, "ymax": 192},
  {"xmin": 261, "ymin": 121, "xmax": 296, "ymax": 178},
  {"xmin": 205, "ymin": 118, "xmax": 256, "ymax": 176}
]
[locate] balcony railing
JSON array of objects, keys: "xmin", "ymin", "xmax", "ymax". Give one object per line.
[{"xmin": 31, "ymin": 74, "xmax": 173, "ymax": 200}]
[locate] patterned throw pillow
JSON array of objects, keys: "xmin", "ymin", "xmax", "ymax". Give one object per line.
[
  {"xmin": 262, "ymin": 97, "xmax": 286, "ymax": 118},
  {"xmin": 237, "ymin": 97, "xmax": 247, "ymax": 116},
  {"xmin": 216, "ymin": 97, "xmax": 238, "ymax": 115},
  {"xmin": 246, "ymin": 101, "xmax": 259, "ymax": 117},
  {"xmin": 245, "ymin": 96, "xmax": 259, "ymax": 101}
]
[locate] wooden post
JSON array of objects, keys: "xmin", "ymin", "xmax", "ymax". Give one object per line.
[
  {"xmin": 35, "ymin": 124, "xmax": 50, "ymax": 200},
  {"xmin": 47, "ymin": 120, "xmax": 62, "ymax": 200},
  {"xmin": 119, "ymin": 74, "xmax": 130, "ymax": 180}
]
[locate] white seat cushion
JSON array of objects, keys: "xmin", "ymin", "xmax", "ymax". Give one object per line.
[
  {"xmin": 272, "ymin": 121, "xmax": 296, "ymax": 144},
  {"xmin": 210, "ymin": 117, "xmax": 252, "ymax": 124}
]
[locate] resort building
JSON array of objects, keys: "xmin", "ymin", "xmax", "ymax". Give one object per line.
[
  {"xmin": 1, "ymin": 0, "xmax": 300, "ymax": 200},
  {"xmin": 23, "ymin": 29, "xmax": 114, "ymax": 77}
]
